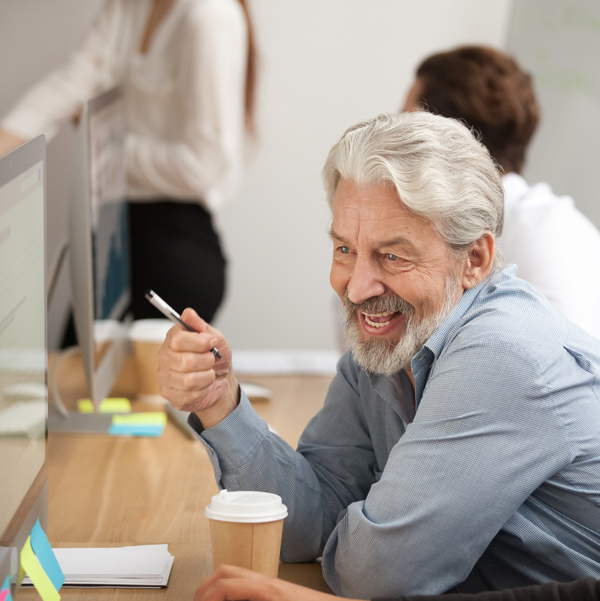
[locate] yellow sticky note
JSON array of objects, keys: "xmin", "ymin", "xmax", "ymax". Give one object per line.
[
  {"xmin": 78, "ymin": 398, "xmax": 132, "ymax": 414},
  {"xmin": 20, "ymin": 537, "xmax": 60, "ymax": 601},
  {"xmin": 111, "ymin": 412, "xmax": 167, "ymax": 426}
]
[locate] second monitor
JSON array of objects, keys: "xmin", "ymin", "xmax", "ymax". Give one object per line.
[{"xmin": 66, "ymin": 87, "xmax": 132, "ymax": 416}]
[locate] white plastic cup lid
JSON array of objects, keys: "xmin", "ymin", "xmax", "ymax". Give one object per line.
[
  {"xmin": 128, "ymin": 319, "xmax": 173, "ymax": 342},
  {"xmin": 205, "ymin": 490, "xmax": 288, "ymax": 523}
]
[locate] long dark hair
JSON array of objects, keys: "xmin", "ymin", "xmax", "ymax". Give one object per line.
[{"xmin": 238, "ymin": 0, "xmax": 258, "ymax": 136}]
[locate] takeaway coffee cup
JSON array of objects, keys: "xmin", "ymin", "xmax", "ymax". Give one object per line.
[
  {"xmin": 205, "ymin": 490, "xmax": 288, "ymax": 577},
  {"xmin": 127, "ymin": 319, "xmax": 173, "ymax": 402}
]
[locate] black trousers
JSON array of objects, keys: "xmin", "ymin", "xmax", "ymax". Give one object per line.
[
  {"xmin": 127, "ymin": 200, "xmax": 227, "ymax": 322},
  {"xmin": 60, "ymin": 200, "xmax": 226, "ymax": 348},
  {"xmin": 374, "ymin": 578, "xmax": 600, "ymax": 601}
]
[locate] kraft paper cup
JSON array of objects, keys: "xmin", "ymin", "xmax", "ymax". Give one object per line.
[
  {"xmin": 127, "ymin": 319, "xmax": 173, "ymax": 403},
  {"xmin": 205, "ymin": 490, "xmax": 288, "ymax": 577}
]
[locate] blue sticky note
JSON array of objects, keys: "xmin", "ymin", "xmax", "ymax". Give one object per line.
[
  {"xmin": 0, "ymin": 575, "xmax": 11, "ymax": 601},
  {"xmin": 108, "ymin": 424, "xmax": 165, "ymax": 437},
  {"xmin": 30, "ymin": 519, "xmax": 64, "ymax": 591}
]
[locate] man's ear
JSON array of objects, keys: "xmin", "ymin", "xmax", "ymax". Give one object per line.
[{"xmin": 462, "ymin": 232, "xmax": 495, "ymax": 290}]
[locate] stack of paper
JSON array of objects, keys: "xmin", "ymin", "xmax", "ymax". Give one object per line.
[{"xmin": 25, "ymin": 544, "xmax": 174, "ymax": 588}]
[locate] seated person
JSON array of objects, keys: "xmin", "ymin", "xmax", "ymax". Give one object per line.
[
  {"xmin": 402, "ymin": 45, "xmax": 600, "ymax": 340},
  {"xmin": 194, "ymin": 565, "xmax": 600, "ymax": 601},
  {"xmin": 158, "ymin": 111, "xmax": 600, "ymax": 599}
]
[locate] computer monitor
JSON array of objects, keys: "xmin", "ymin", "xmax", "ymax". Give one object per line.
[
  {"xmin": 0, "ymin": 135, "xmax": 48, "ymax": 597},
  {"xmin": 68, "ymin": 87, "xmax": 132, "ymax": 415}
]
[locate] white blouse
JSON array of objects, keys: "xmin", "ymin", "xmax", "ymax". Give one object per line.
[
  {"xmin": 1, "ymin": 0, "xmax": 248, "ymax": 212},
  {"xmin": 499, "ymin": 173, "xmax": 600, "ymax": 340}
]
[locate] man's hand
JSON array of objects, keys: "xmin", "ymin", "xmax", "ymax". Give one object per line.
[
  {"xmin": 194, "ymin": 565, "xmax": 354, "ymax": 601},
  {"xmin": 157, "ymin": 308, "xmax": 239, "ymax": 428}
]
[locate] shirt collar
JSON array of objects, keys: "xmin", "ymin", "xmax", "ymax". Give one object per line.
[
  {"xmin": 366, "ymin": 267, "xmax": 516, "ymax": 419},
  {"xmin": 409, "ymin": 270, "xmax": 510, "ymax": 409},
  {"xmin": 366, "ymin": 277, "xmax": 486, "ymax": 422},
  {"xmin": 418, "ymin": 278, "xmax": 487, "ymax": 361}
]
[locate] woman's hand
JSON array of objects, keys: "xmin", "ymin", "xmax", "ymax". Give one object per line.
[
  {"xmin": 194, "ymin": 565, "xmax": 354, "ymax": 601},
  {"xmin": 0, "ymin": 129, "xmax": 25, "ymax": 156},
  {"xmin": 157, "ymin": 308, "xmax": 239, "ymax": 428}
]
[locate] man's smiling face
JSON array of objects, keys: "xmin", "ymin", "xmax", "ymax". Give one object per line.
[{"xmin": 329, "ymin": 178, "xmax": 466, "ymax": 374}]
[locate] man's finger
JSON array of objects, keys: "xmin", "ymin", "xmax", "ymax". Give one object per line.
[{"xmin": 180, "ymin": 307, "xmax": 209, "ymax": 332}]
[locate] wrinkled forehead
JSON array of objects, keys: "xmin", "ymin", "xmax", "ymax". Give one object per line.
[{"xmin": 330, "ymin": 178, "xmax": 446, "ymax": 252}]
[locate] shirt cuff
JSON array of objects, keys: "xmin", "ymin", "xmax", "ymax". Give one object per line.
[
  {"xmin": 1, "ymin": 108, "xmax": 59, "ymax": 141},
  {"xmin": 189, "ymin": 390, "xmax": 271, "ymax": 474}
]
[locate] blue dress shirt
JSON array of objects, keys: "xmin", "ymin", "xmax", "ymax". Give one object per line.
[{"xmin": 195, "ymin": 266, "xmax": 600, "ymax": 599}]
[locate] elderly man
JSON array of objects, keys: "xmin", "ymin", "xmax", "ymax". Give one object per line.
[{"xmin": 157, "ymin": 111, "xmax": 600, "ymax": 599}]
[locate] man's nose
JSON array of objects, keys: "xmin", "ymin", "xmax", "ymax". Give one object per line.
[{"xmin": 347, "ymin": 255, "xmax": 386, "ymax": 304}]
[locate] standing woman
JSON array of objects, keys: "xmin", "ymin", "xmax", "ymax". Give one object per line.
[{"xmin": 0, "ymin": 0, "xmax": 257, "ymax": 322}]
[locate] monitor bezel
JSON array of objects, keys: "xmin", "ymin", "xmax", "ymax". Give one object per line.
[
  {"xmin": 69, "ymin": 86, "xmax": 132, "ymax": 412},
  {"xmin": 0, "ymin": 134, "xmax": 49, "ymax": 596}
]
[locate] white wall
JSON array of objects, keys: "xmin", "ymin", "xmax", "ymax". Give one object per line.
[
  {"xmin": 0, "ymin": 0, "xmax": 513, "ymax": 352},
  {"xmin": 507, "ymin": 0, "xmax": 600, "ymax": 231},
  {"xmin": 0, "ymin": 0, "xmax": 103, "ymax": 349}
]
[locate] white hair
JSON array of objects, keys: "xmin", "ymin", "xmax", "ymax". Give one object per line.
[{"xmin": 323, "ymin": 111, "xmax": 505, "ymax": 271}]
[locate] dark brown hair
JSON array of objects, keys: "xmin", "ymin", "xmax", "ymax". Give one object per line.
[
  {"xmin": 415, "ymin": 45, "xmax": 539, "ymax": 174},
  {"xmin": 238, "ymin": 0, "xmax": 258, "ymax": 136}
]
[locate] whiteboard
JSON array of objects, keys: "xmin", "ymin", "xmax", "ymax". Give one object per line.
[{"xmin": 506, "ymin": 0, "xmax": 600, "ymax": 229}]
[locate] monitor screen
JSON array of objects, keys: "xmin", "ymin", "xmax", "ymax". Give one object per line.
[
  {"xmin": 68, "ymin": 87, "xmax": 132, "ymax": 413},
  {"xmin": 0, "ymin": 135, "xmax": 48, "ymax": 595},
  {"xmin": 89, "ymin": 89, "xmax": 130, "ymax": 324}
]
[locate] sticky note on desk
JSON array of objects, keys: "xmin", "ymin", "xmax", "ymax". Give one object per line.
[
  {"xmin": 20, "ymin": 519, "xmax": 64, "ymax": 601},
  {"xmin": 30, "ymin": 520, "xmax": 64, "ymax": 592},
  {"xmin": 78, "ymin": 398, "xmax": 131, "ymax": 414},
  {"xmin": 0, "ymin": 575, "xmax": 12, "ymax": 601},
  {"xmin": 108, "ymin": 412, "xmax": 166, "ymax": 437}
]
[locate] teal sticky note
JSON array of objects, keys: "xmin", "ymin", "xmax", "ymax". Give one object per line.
[
  {"xmin": 108, "ymin": 424, "xmax": 165, "ymax": 437},
  {"xmin": 30, "ymin": 519, "xmax": 64, "ymax": 591},
  {"xmin": 108, "ymin": 412, "xmax": 166, "ymax": 436},
  {"xmin": 0, "ymin": 575, "xmax": 11, "ymax": 601}
]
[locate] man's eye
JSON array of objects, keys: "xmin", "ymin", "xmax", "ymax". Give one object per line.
[
  {"xmin": 339, "ymin": 246, "xmax": 350, "ymax": 254},
  {"xmin": 386, "ymin": 253, "xmax": 398, "ymax": 261}
]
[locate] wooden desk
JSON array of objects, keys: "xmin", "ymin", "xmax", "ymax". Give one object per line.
[{"xmin": 17, "ymin": 356, "xmax": 334, "ymax": 599}]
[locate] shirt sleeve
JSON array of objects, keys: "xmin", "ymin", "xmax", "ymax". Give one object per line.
[
  {"xmin": 322, "ymin": 331, "xmax": 574, "ymax": 598},
  {"xmin": 124, "ymin": 0, "xmax": 247, "ymax": 210},
  {"xmin": 0, "ymin": 0, "xmax": 119, "ymax": 140},
  {"xmin": 502, "ymin": 189, "xmax": 600, "ymax": 340},
  {"xmin": 198, "ymin": 354, "xmax": 378, "ymax": 563}
]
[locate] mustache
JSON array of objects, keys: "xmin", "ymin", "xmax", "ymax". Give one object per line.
[{"xmin": 342, "ymin": 291, "xmax": 414, "ymax": 316}]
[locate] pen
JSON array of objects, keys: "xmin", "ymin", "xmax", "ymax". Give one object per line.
[{"xmin": 144, "ymin": 289, "xmax": 222, "ymax": 359}]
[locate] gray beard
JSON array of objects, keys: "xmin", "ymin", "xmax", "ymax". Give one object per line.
[{"xmin": 343, "ymin": 276, "xmax": 461, "ymax": 375}]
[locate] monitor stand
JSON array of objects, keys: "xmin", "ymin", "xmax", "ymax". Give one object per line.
[{"xmin": 47, "ymin": 410, "xmax": 113, "ymax": 434}]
